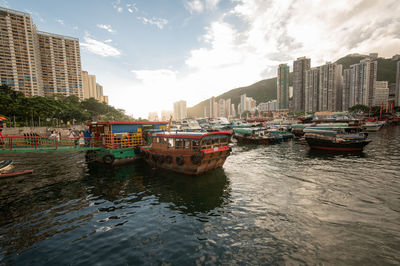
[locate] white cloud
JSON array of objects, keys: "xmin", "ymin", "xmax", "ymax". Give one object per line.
[
  {"xmin": 184, "ymin": 0, "xmax": 220, "ymax": 14},
  {"xmin": 117, "ymin": 7, "xmax": 123, "ymax": 13},
  {"xmin": 138, "ymin": 17, "xmax": 168, "ymax": 29},
  {"xmin": 97, "ymin": 24, "xmax": 116, "ymax": 33},
  {"xmin": 104, "ymin": 39, "xmax": 113, "ymax": 43},
  {"xmin": 56, "ymin": 19, "xmax": 64, "ymax": 26},
  {"xmin": 81, "ymin": 36, "xmax": 121, "ymax": 57},
  {"xmin": 127, "ymin": 3, "xmax": 139, "ymax": 13}
]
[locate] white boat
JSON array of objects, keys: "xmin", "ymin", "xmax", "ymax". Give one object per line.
[{"xmin": 364, "ymin": 122, "xmax": 382, "ymax": 132}]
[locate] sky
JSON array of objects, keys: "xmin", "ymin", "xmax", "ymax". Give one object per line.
[{"xmin": 3, "ymin": 0, "xmax": 400, "ymax": 118}]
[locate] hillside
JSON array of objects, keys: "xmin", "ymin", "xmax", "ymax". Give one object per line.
[{"xmin": 188, "ymin": 54, "xmax": 398, "ymax": 118}]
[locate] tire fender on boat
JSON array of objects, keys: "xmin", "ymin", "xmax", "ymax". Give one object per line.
[
  {"xmin": 103, "ymin": 154, "xmax": 115, "ymax": 165},
  {"xmin": 176, "ymin": 156, "xmax": 184, "ymax": 166}
]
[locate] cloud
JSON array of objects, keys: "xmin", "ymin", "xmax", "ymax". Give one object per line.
[
  {"xmin": 97, "ymin": 24, "xmax": 116, "ymax": 33},
  {"xmin": 81, "ymin": 35, "xmax": 121, "ymax": 57},
  {"xmin": 56, "ymin": 19, "xmax": 64, "ymax": 26},
  {"xmin": 127, "ymin": 3, "xmax": 139, "ymax": 13},
  {"xmin": 184, "ymin": 0, "xmax": 220, "ymax": 14},
  {"xmin": 104, "ymin": 39, "xmax": 113, "ymax": 43},
  {"xmin": 138, "ymin": 17, "xmax": 168, "ymax": 29}
]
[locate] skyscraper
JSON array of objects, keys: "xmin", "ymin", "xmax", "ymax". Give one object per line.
[
  {"xmin": 173, "ymin": 100, "xmax": 187, "ymax": 121},
  {"xmin": 396, "ymin": 60, "xmax": 400, "ymax": 106},
  {"xmin": 305, "ymin": 67, "xmax": 319, "ymax": 112},
  {"xmin": 38, "ymin": 31, "xmax": 83, "ymax": 99},
  {"xmin": 342, "ymin": 69, "xmax": 351, "ymax": 110},
  {"xmin": 350, "ymin": 58, "xmax": 377, "ymax": 106},
  {"xmin": 319, "ymin": 62, "xmax": 343, "ymax": 112},
  {"xmin": 240, "ymin": 94, "xmax": 246, "ymax": 114},
  {"xmin": 293, "ymin": 57, "xmax": 310, "ymax": 112},
  {"xmin": 277, "ymin": 64, "xmax": 290, "ymax": 110},
  {"xmin": 0, "ymin": 7, "xmax": 43, "ymax": 96}
]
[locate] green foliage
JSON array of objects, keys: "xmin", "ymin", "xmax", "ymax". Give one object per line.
[{"xmin": 0, "ymin": 85, "xmax": 134, "ymax": 126}]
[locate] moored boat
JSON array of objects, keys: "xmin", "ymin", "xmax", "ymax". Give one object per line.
[
  {"xmin": 141, "ymin": 131, "xmax": 232, "ymax": 175},
  {"xmin": 363, "ymin": 122, "xmax": 383, "ymax": 132},
  {"xmin": 86, "ymin": 121, "xmax": 168, "ymax": 165},
  {"xmin": 304, "ymin": 127, "xmax": 371, "ymax": 152},
  {"xmin": 233, "ymin": 128, "xmax": 282, "ymax": 145}
]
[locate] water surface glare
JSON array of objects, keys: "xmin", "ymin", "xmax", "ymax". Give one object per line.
[{"xmin": 1, "ymin": 126, "xmax": 400, "ymax": 265}]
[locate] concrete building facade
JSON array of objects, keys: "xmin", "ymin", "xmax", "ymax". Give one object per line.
[
  {"xmin": 0, "ymin": 7, "xmax": 84, "ymax": 99},
  {"xmin": 350, "ymin": 59, "xmax": 377, "ymax": 107},
  {"xmin": 293, "ymin": 57, "xmax": 310, "ymax": 112},
  {"xmin": 342, "ymin": 69, "xmax": 351, "ymax": 111},
  {"xmin": 373, "ymin": 81, "xmax": 389, "ymax": 106},
  {"xmin": 0, "ymin": 7, "xmax": 43, "ymax": 96},
  {"xmin": 305, "ymin": 67, "xmax": 319, "ymax": 112},
  {"xmin": 277, "ymin": 64, "xmax": 290, "ymax": 110},
  {"xmin": 173, "ymin": 100, "xmax": 187, "ymax": 121},
  {"xmin": 396, "ymin": 60, "xmax": 400, "ymax": 106},
  {"xmin": 38, "ymin": 31, "xmax": 83, "ymax": 99},
  {"xmin": 319, "ymin": 62, "xmax": 343, "ymax": 112}
]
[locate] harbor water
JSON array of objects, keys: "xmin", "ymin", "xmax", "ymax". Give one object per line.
[{"xmin": 1, "ymin": 126, "xmax": 399, "ymax": 265}]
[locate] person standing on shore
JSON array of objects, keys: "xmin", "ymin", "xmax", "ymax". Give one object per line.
[{"xmin": 0, "ymin": 129, "xmax": 4, "ymax": 146}]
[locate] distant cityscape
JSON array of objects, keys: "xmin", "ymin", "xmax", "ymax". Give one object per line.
[
  {"xmin": 151, "ymin": 54, "xmax": 400, "ymax": 122},
  {"xmin": 0, "ymin": 7, "xmax": 108, "ymax": 104}
]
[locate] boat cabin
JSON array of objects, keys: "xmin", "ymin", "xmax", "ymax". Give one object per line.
[
  {"xmin": 149, "ymin": 131, "xmax": 231, "ymax": 152},
  {"xmin": 87, "ymin": 121, "xmax": 168, "ymax": 149}
]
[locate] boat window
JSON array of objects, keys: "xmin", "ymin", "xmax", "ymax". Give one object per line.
[
  {"xmin": 175, "ymin": 138, "xmax": 184, "ymax": 149},
  {"xmin": 212, "ymin": 138, "xmax": 219, "ymax": 147},
  {"xmin": 192, "ymin": 140, "xmax": 200, "ymax": 150},
  {"xmin": 185, "ymin": 140, "xmax": 191, "ymax": 149},
  {"xmin": 168, "ymin": 138, "xmax": 174, "ymax": 148}
]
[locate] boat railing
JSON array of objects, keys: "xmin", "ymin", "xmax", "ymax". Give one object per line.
[
  {"xmin": 0, "ymin": 136, "xmax": 103, "ymax": 151},
  {"xmin": 104, "ymin": 132, "xmax": 143, "ymax": 149}
]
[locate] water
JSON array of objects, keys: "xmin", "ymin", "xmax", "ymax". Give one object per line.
[{"xmin": 1, "ymin": 126, "xmax": 399, "ymax": 265}]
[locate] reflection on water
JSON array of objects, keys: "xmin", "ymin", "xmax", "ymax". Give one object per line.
[{"xmin": 0, "ymin": 126, "xmax": 400, "ymax": 264}]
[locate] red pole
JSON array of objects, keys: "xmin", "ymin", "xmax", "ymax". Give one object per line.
[{"xmin": 35, "ymin": 136, "xmax": 37, "ymax": 150}]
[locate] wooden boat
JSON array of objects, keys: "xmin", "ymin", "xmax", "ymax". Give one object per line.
[
  {"xmin": 0, "ymin": 160, "xmax": 12, "ymax": 169},
  {"xmin": 141, "ymin": 131, "xmax": 232, "ymax": 175},
  {"xmin": 86, "ymin": 121, "xmax": 168, "ymax": 165},
  {"xmin": 233, "ymin": 128, "xmax": 282, "ymax": 144},
  {"xmin": 304, "ymin": 127, "xmax": 371, "ymax": 152},
  {"xmin": 0, "ymin": 169, "xmax": 33, "ymax": 178}
]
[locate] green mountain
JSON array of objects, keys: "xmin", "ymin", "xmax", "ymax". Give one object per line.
[{"xmin": 188, "ymin": 54, "xmax": 399, "ymax": 118}]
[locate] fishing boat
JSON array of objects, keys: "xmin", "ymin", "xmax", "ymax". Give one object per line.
[
  {"xmin": 141, "ymin": 131, "xmax": 232, "ymax": 175},
  {"xmin": 233, "ymin": 128, "xmax": 282, "ymax": 144},
  {"xmin": 0, "ymin": 169, "xmax": 33, "ymax": 178},
  {"xmin": 304, "ymin": 126, "xmax": 371, "ymax": 152},
  {"xmin": 86, "ymin": 121, "xmax": 168, "ymax": 165}
]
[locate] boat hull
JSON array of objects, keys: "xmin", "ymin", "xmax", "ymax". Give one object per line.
[
  {"xmin": 305, "ymin": 137, "xmax": 371, "ymax": 151},
  {"xmin": 85, "ymin": 147, "xmax": 143, "ymax": 166},
  {"xmin": 142, "ymin": 147, "xmax": 231, "ymax": 175}
]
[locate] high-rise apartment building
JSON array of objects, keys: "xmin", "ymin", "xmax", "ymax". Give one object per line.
[
  {"xmin": 319, "ymin": 62, "xmax": 343, "ymax": 112},
  {"xmin": 173, "ymin": 100, "xmax": 187, "ymax": 121},
  {"xmin": 293, "ymin": 57, "xmax": 310, "ymax": 112},
  {"xmin": 82, "ymin": 71, "xmax": 96, "ymax": 99},
  {"xmin": 0, "ymin": 7, "xmax": 84, "ymax": 99},
  {"xmin": 240, "ymin": 94, "xmax": 246, "ymax": 114},
  {"xmin": 305, "ymin": 67, "xmax": 319, "ymax": 112},
  {"xmin": 38, "ymin": 31, "xmax": 83, "ymax": 99},
  {"xmin": 342, "ymin": 69, "xmax": 351, "ymax": 110},
  {"xmin": 373, "ymin": 81, "xmax": 389, "ymax": 106},
  {"xmin": 277, "ymin": 64, "xmax": 290, "ymax": 110},
  {"xmin": 350, "ymin": 58, "xmax": 377, "ymax": 106},
  {"xmin": 0, "ymin": 7, "xmax": 43, "ymax": 96},
  {"xmin": 396, "ymin": 61, "xmax": 400, "ymax": 106},
  {"xmin": 218, "ymin": 98, "xmax": 225, "ymax": 117}
]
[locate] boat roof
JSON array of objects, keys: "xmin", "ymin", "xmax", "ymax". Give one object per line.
[
  {"xmin": 150, "ymin": 131, "xmax": 232, "ymax": 139},
  {"xmin": 87, "ymin": 121, "xmax": 168, "ymax": 126}
]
